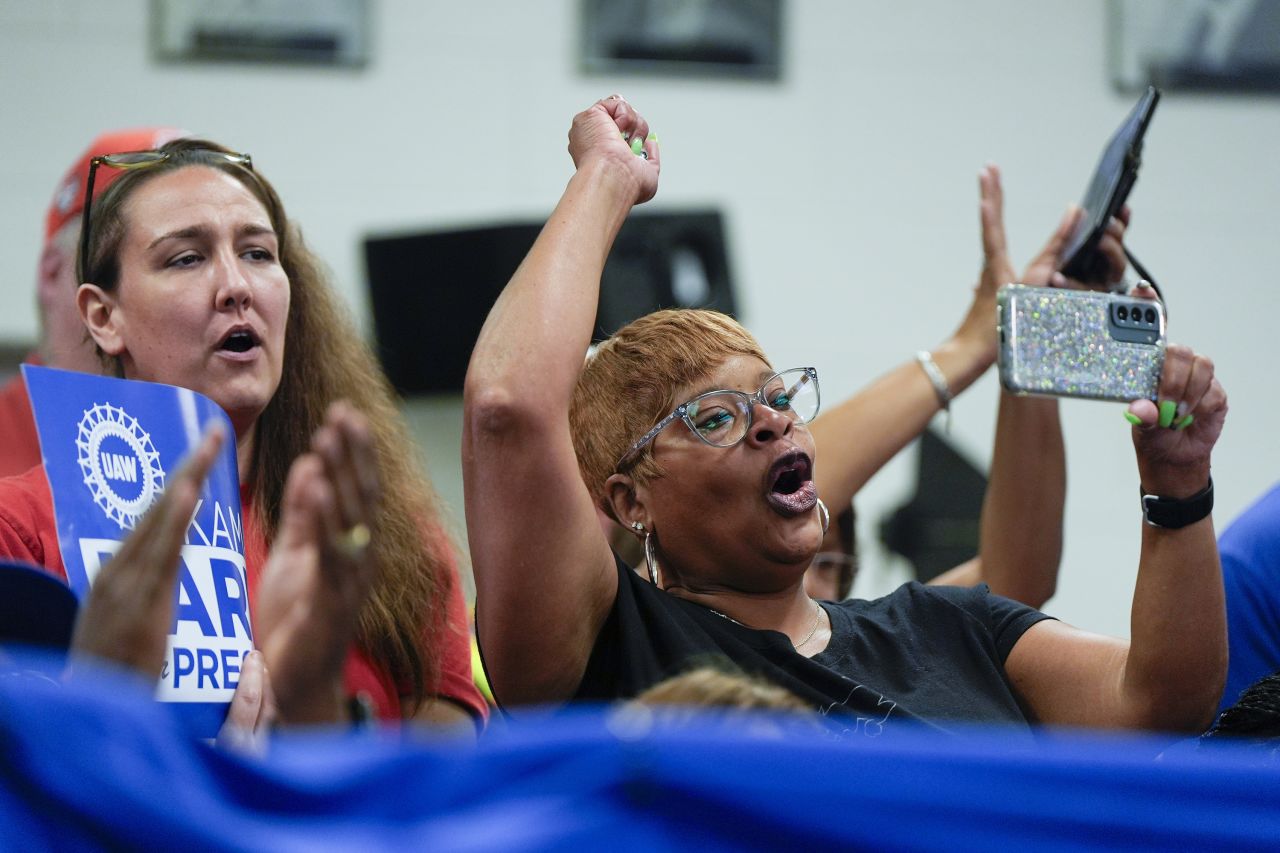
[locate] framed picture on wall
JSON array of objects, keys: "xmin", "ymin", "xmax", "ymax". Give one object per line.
[
  {"xmin": 152, "ymin": 0, "xmax": 370, "ymax": 67},
  {"xmin": 1111, "ymin": 0, "xmax": 1280, "ymax": 93},
  {"xmin": 581, "ymin": 0, "xmax": 782, "ymax": 81}
]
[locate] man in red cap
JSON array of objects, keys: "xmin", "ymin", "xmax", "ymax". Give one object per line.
[{"xmin": 0, "ymin": 128, "xmax": 186, "ymax": 478}]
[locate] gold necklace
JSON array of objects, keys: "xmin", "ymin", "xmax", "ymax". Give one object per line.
[
  {"xmin": 707, "ymin": 600, "xmax": 824, "ymax": 650},
  {"xmin": 794, "ymin": 600, "xmax": 823, "ymax": 649}
]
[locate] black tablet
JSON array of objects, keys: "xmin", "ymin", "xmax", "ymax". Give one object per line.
[{"xmin": 1059, "ymin": 86, "xmax": 1160, "ymax": 283}]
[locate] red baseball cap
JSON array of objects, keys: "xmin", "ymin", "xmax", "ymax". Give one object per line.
[{"xmin": 44, "ymin": 127, "xmax": 189, "ymax": 243}]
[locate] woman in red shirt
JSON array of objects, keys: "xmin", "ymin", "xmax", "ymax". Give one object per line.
[{"xmin": 0, "ymin": 140, "xmax": 485, "ymax": 731}]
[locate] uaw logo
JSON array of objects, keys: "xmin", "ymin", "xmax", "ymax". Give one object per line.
[{"xmin": 76, "ymin": 402, "xmax": 166, "ymax": 530}]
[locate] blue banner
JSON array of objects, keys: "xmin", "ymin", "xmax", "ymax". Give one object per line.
[
  {"xmin": 23, "ymin": 365, "xmax": 251, "ymax": 737},
  {"xmin": 0, "ymin": 656, "xmax": 1278, "ymax": 851}
]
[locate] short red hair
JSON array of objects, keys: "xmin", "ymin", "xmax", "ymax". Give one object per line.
[{"xmin": 570, "ymin": 309, "xmax": 767, "ymax": 521}]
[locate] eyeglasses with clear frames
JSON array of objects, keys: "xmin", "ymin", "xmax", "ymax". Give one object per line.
[
  {"xmin": 78, "ymin": 149, "xmax": 253, "ymax": 282},
  {"xmin": 616, "ymin": 366, "xmax": 820, "ymax": 470}
]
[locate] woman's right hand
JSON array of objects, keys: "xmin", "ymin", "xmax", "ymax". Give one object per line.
[
  {"xmin": 949, "ymin": 165, "xmax": 1132, "ymax": 367},
  {"xmin": 568, "ymin": 95, "xmax": 660, "ymax": 205},
  {"xmin": 216, "ymin": 650, "xmax": 275, "ymax": 755},
  {"xmin": 69, "ymin": 422, "xmax": 225, "ymax": 679}
]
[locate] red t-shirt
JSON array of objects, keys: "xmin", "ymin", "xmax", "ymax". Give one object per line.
[
  {"xmin": 0, "ymin": 369, "xmax": 43, "ymax": 480},
  {"xmin": 0, "ymin": 465, "xmax": 487, "ymax": 726}
]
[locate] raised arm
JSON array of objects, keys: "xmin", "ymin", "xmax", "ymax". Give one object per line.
[
  {"xmin": 1004, "ymin": 346, "xmax": 1228, "ymax": 732},
  {"xmin": 463, "ymin": 97, "xmax": 659, "ymax": 707},
  {"xmin": 932, "ymin": 387, "xmax": 1066, "ymax": 607},
  {"xmin": 810, "ymin": 164, "xmax": 1071, "ymax": 605},
  {"xmin": 931, "ymin": 167, "xmax": 1131, "ymax": 606},
  {"xmin": 809, "ymin": 174, "xmax": 1004, "ymax": 514}
]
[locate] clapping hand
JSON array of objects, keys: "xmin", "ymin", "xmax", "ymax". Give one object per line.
[
  {"xmin": 254, "ymin": 402, "xmax": 382, "ymax": 725},
  {"xmin": 70, "ymin": 422, "xmax": 225, "ymax": 678}
]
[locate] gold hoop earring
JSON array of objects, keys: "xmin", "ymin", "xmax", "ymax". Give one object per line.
[{"xmin": 817, "ymin": 498, "xmax": 830, "ymax": 536}]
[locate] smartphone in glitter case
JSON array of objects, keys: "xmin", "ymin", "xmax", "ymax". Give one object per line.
[{"xmin": 997, "ymin": 284, "xmax": 1165, "ymax": 402}]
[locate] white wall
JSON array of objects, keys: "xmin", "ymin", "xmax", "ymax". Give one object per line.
[{"xmin": 2, "ymin": 1, "xmax": 1278, "ymax": 633}]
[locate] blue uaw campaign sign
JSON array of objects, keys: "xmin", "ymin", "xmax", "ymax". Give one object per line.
[{"xmin": 24, "ymin": 365, "xmax": 251, "ymax": 738}]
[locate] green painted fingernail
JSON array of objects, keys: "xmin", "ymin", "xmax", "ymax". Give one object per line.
[
  {"xmin": 1158, "ymin": 400, "xmax": 1176, "ymax": 428},
  {"xmin": 1123, "ymin": 412, "xmax": 1142, "ymax": 426},
  {"xmin": 647, "ymin": 132, "xmax": 658, "ymax": 142},
  {"xmin": 1175, "ymin": 413, "xmax": 1194, "ymax": 431},
  {"xmin": 630, "ymin": 137, "xmax": 644, "ymax": 155}
]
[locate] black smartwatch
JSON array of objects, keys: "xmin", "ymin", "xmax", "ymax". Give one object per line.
[{"xmin": 1140, "ymin": 477, "xmax": 1213, "ymax": 529}]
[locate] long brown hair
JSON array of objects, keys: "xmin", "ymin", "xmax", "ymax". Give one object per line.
[{"xmin": 80, "ymin": 139, "xmax": 449, "ymax": 707}]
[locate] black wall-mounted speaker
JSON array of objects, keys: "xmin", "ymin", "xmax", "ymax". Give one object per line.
[{"xmin": 365, "ymin": 209, "xmax": 736, "ymax": 395}]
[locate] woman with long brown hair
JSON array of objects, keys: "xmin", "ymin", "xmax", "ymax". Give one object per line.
[{"xmin": 0, "ymin": 139, "xmax": 485, "ymax": 729}]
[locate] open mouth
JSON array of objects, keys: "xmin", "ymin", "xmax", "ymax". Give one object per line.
[
  {"xmin": 218, "ymin": 327, "xmax": 261, "ymax": 355},
  {"xmin": 764, "ymin": 450, "xmax": 818, "ymax": 517}
]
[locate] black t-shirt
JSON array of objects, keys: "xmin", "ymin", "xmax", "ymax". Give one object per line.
[{"xmin": 575, "ymin": 555, "xmax": 1054, "ymax": 735}]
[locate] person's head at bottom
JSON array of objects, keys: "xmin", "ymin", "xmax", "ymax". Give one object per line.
[
  {"xmin": 622, "ymin": 663, "xmax": 819, "ymax": 737},
  {"xmin": 637, "ymin": 664, "xmax": 812, "ymax": 713},
  {"xmin": 1205, "ymin": 671, "xmax": 1280, "ymax": 747}
]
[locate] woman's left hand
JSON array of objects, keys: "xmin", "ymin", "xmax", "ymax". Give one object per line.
[
  {"xmin": 946, "ymin": 164, "xmax": 1016, "ymax": 368},
  {"xmin": 1126, "ymin": 344, "xmax": 1228, "ymax": 496},
  {"xmin": 1026, "ymin": 204, "xmax": 1129, "ymax": 292},
  {"xmin": 951, "ymin": 165, "xmax": 1133, "ymax": 365},
  {"xmin": 254, "ymin": 402, "xmax": 381, "ymax": 725}
]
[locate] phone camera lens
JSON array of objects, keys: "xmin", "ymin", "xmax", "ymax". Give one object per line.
[
  {"xmin": 1117, "ymin": 306, "xmax": 1129, "ymax": 321},
  {"xmin": 1144, "ymin": 308, "xmax": 1156, "ymax": 324}
]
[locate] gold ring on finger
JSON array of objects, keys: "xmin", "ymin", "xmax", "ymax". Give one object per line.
[{"xmin": 335, "ymin": 522, "xmax": 371, "ymax": 558}]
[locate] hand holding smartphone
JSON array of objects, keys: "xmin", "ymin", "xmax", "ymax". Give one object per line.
[
  {"xmin": 1059, "ymin": 87, "xmax": 1160, "ymax": 285},
  {"xmin": 997, "ymin": 285, "xmax": 1165, "ymax": 402}
]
